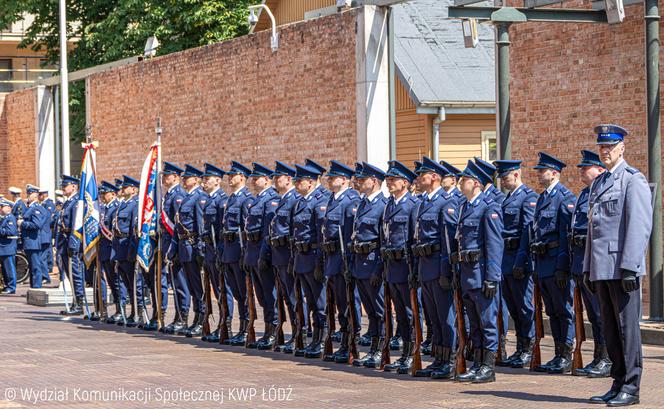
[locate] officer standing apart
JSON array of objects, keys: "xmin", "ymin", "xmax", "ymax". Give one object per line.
[
  {"xmin": 21, "ymin": 185, "xmax": 48, "ymax": 288},
  {"xmin": 585, "ymin": 125, "xmax": 652, "ymax": 407},
  {"xmin": 531, "ymin": 152, "xmax": 577, "ymax": 374},
  {"xmin": 381, "ymin": 160, "xmax": 420, "ymax": 374},
  {"xmin": 245, "ymin": 163, "xmax": 280, "ymax": 349},
  {"xmin": 494, "ymin": 160, "xmax": 538, "ymax": 368},
  {"xmin": 0, "ymin": 199, "xmax": 18, "ymax": 294},
  {"xmin": 571, "ymin": 150, "xmax": 611, "ymax": 378},
  {"xmin": 456, "ymin": 160, "xmax": 504, "ymax": 383},
  {"xmin": 350, "ymin": 162, "xmax": 388, "ymax": 368},
  {"xmin": 221, "ymin": 162, "xmax": 253, "ymax": 346},
  {"xmin": 58, "ymin": 176, "xmax": 84, "ymax": 315}
]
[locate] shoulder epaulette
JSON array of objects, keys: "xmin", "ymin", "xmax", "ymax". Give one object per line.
[{"xmin": 625, "ymin": 166, "xmax": 639, "ymax": 175}]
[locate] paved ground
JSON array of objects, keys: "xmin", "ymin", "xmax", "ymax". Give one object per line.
[{"xmin": 1, "ymin": 288, "xmax": 663, "ymax": 408}]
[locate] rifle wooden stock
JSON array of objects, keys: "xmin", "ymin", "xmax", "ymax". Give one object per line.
[
  {"xmin": 323, "ymin": 281, "xmax": 336, "ymax": 357},
  {"xmin": 496, "ymin": 293, "xmax": 504, "ymax": 364},
  {"xmin": 274, "ymin": 271, "xmax": 286, "ymax": 349},
  {"xmin": 202, "ymin": 266, "xmax": 213, "ymax": 336},
  {"xmin": 95, "ymin": 251, "xmax": 107, "ymax": 319},
  {"xmin": 245, "ymin": 273, "xmax": 257, "ymax": 345},
  {"xmin": 218, "ymin": 265, "xmax": 230, "ymax": 344},
  {"xmin": 294, "ymin": 276, "xmax": 306, "ymax": 350},
  {"xmin": 346, "ymin": 278, "xmax": 359, "ymax": 362},
  {"xmin": 410, "ymin": 287, "xmax": 423, "ymax": 375},
  {"xmin": 530, "ymin": 281, "xmax": 545, "ymax": 371},
  {"xmin": 380, "ymin": 278, "xmax": 393, "ymax": 370},
  {"xmin": 455, "ymin": 288, "xmax": 468, "ymax": 374},
  {"xmin": 572, "ymin": 284, "xmax": 586, "ymax": 371}
]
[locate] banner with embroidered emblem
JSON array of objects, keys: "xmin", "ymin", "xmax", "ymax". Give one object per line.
[
  {"xmin": 73, "ymin": 142, "xmax": 101, "ymax": 268},
  {"xmin": 137, "ymin": 142, "xmax": 160, "ymax": 272}
]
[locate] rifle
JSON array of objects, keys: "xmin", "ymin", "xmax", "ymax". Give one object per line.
[
  {"xmin": 240, "ymin": 227, "xmax": 257, "ymax": 346},
  {"xmin": 380, "ymin": 260, "xmax": 392, "ymax": 369},
  {"xmin": 274, "ymin": 268, "xmax": 286, "ymax": 349},
  {"xmin": 212, "ymin": 227, "xmax": 230, "ymax": 344},
  {"xmin": 529, "ymin": 225, "xmax": 544, "ymax": 371},
  {"xmin": 572, "ymin": 283, "xmax": 586, "ymax": 371},
  {"xmin": 323, "ymin": 272, "xmax": 336, "ymax": 357},
  {"xmin": 95, "ymin": 251, "xmax": 107, "ymax": 320},
  {"xmin": 444, "ymin": 224, "xmax": 467, "ymax": 374},
  {"xmin": 407, "ymin": 252, "xmax": 423, "ymax": 375},
  {"xmin": 294, "ymin": 274, "xmax": 306, "ymax": 351},
  {"xmin": 339, "ymin": 225, "xmax": 359, "ymax": 363},
  {"xmin": 202, "ymin": 262, "xmax": 213, "ymax": 337}
]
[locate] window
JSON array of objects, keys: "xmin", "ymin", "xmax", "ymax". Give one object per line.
[
  {"xmin": 481, "ymin": 130, "xmax": 497, "ymax": 162},
  {"xmin": 0, "ymin": 59, "xmax": 12, "ymax": 93}
]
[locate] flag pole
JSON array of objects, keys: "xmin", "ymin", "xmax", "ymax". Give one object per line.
[{"xmin": 155, "ymin": 118, "xmax": 164, "ymax": 330}]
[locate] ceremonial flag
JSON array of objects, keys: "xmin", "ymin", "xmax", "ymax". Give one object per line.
[
  {"xmin": 73, "ymin": 143, "xmax": 101, "ymax": 268},
  {"xmin": 137, "ymin": 142, "xmax": 160, "ymax": 272}
]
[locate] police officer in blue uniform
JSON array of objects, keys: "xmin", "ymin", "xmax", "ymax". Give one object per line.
[
  {"xmin": 292, "ymin": 163, "xmax": 330, "ymax": 357},
  {"xmin": 266, "ymin": 161, "xmax": 305, "ymax": 353},
  {"xmin": 221, "ymin": 161, "xmax": 254, "ymax": 346},
  {"xmin": 321, "ymin": 161, "xmax": 362, "ymax": 364},
  {"xmin": 99, "ymin": 181, "xmax": 126, "ymax": 324},
  {"xmin": 411, "ymin": 156, "xmax": 458, "ymax": 379},
  {"xmin": 169, "ymin": 164, "xmax": 207, "ymax": 337},
  {"xmin": 530, "ymin": 152, "xmax": 577, "ymax": 374},
  {"xmin": 200, "ymin": 162, "xmax": 233, "ymax": 342},
  {"xmin": 585, "ymin": 125, "xmax": 652, "ymax": 407},
  {"xmin": 58, "ymin": 175, "xmax": 85, "ymax": 315},
  {"xmin": 493, "ymin": 160, "xmax": 538, "ymax": 368},
  {"xmin": 9, "ymin": 187, "xmax": 27, "ymax": 222},
  {"xmin": 350, "ymin": 162, "xmax": 388, "ymax": 368},
  {"xmin": 474, "ymin": 157, "xmax": 507, "ymax": 205},
  {"xmin": 112, "ymin": 176, "xmax": 142, "ymax": 326},
  {"xmin": 245, "ymin": 162, "xmax": 280, "ymax": 349},
  {"xmin": 455, "ymin": 160, "xmax": 504, "ymax": 383},
  {"xmin": 160, "ymin": 162, "xmax": 191, "ymax": 335},
  {"xmin": 21, "ymin": 185, "xmax": 48, "ymax": 288},
  {"xmin": 571, "ymin": 150, "xmax": 611, "ymax": 378},
  {"xmin": 440, "ymin": 160, "xmax": 465, "ymax": 206},
  {"xmin": 39, "ymin": 189, "xmax": 55, "ymax": 284},
  {"xmin": 381, "ymin": 161, "xmax": 420, "ymax": 374},
  {"xmin": 0, "ymin": 199, "xmax": 18, "ymax": 294}
]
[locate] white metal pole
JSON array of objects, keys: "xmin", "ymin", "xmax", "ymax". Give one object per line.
[{"xmin": 59, "ymin": 0, "xmax": 71, "ymax": 175}]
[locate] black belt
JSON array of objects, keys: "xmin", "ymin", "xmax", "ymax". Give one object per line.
[
  {"xmin": 530, "ymin": 240, "xmax": 559, "ymax": 255},
  {"xmin": 351, "ymin": 240, "xmax": 378, "ymax": 255},
  {"xmin": 504, "ymin": 236, "xmax": 520, "ymax": 251},
  {"xmin": 270, "ymin": 235, "xmax": 290, "ymax": 248},
  {"xmin": 222, "ymin": 230, "xmax": 239, "ymax": 241},
  {"xmin": 458, "ymin": 248, "xmax": 483, "ymax": 263},
  {"xmin": 411, "ymin": 243, "xmax": 440, "ymax": 257},
  {"xmin": 321, "ymin": 240, "xmax": 339, "ymax": 253},
  {"xmin": 571, "ymin": 235, "xmax": 587, "ymax": 248},
  {"xmin": 381, "ymin": 247, "xmax": 406, "ymax": 261},
  {"xmin": 294, "ymin": 241, "xmax": 318, "ymax": 252},
  {"xmin": 246, "ymin": 229, "xmax": 262, "ymax": 242}
]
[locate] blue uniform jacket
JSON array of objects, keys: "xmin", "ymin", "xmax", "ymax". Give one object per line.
[
  {"xmin": 414, "ymin": 188, "xmax": 459, "ymax": 282},
  {"xmin": 570, "ymin": 187, "xmax": 589, "ymax": 276},
  {"xmin": 351, "ymin": 192, "xmax": 388, "ymax": 279},
  {"xmin": 111, "ymin": 196, "xmax": 138, "ymax": 262},
  {"xmin": 99, "ymin": 199, "xmax": 119, "ymax": 262},
  {"xmin": 501, "ymin": 184, "xmax": 538, "ymax": 275},
  {"xmin": 220, "ymin": 187, "xmax": 253, "ymax": 264},
  {"xmin": 12, "ymin": 199, "xmax": 27, "ymax": 219},
  {"xmin": 161, "ymin": 184, "xmax": 186, "ymax": 260},
  {"xmin": 55, "ymin": 196, "xmax": 76, "ymax": 256},
  {"xmin": 244, "ymin": 187, "xmax": 279, "ymax": 266},
  {"xmin": 532, "ymin": 182, "xmax": 576, "ymax": 278},
  {"xmin": 0, "ymin": 214, "xmax": 18, "ymax": 256},
  {"xmin": 202, "ymin": 188, "xmax": 228, "ymax": 263},
  {"xmin": 266, "ymin": 188, "xmax": 300, "ymax": 267},
  {"xmin": 21, "ymin": 202, "xmax": 48, "ymax": 251},
  {"xmin": 293, "ymin": 185, "xmax": 330, "ymax": 273},
  {"xmin": 322, "ymin": 188, "xmax": 360, "ymax": 277},
  {"xmin": 486, "ymin": 184, "xmax": 506, "ymax": 205},
  {"xmin": 173, "ymin": 186, "xmax": 206, "ymax": 263},
  {"xmin": 456, "ymin": 192, "xmax": 504, "ymax": 291},
  {"xmin": 42, "ymin": 198, "xmax": 56, "ymax": 236},
  {"xmin": 382, "ymin": 192, "xmax": 419, "ymax": 284}
]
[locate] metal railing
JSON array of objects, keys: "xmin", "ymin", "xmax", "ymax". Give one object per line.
[{"xmin": 0, "ymin": 67, "xmax": 58, "ymax": 92}]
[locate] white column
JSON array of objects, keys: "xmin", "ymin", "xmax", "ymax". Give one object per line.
[
  {"xmin": 355, "ymin": 5, "xmax": 390, "ymax": 170},
  {"xmin": 35, "ymin": 85, "xmax": 56, "ymax": 195}
]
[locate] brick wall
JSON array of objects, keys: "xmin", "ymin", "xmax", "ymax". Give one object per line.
[
  {"xmin": 89, "ymin": 9, "xmax": 359, "ymax": 182},
  {"xmin": 0, "ymin": 89, "xmax": 37, "ymax": 192},
  {"xmin": 509, "ymin": 1, "xmax": 656, "ymax": 313}
]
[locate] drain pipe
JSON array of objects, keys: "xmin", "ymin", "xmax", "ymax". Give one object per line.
[{"xmin": 432, "ymin": 107, "xmax": 446, "ymax": 161}]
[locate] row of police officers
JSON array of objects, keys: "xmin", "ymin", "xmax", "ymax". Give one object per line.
[{"xmin": 50, "ymin": 124, "xmax": 650, "ymax": 406}]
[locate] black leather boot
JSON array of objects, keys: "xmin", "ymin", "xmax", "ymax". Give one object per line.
[
  {"xmin": 587, "ymin": 344, "xmax": 612, "ymax": 378},
  {"xmin": 421, "ymin": 330, "xmax": 432, "ymax": 355},
  {"xmin": 293, "ymin": 330, "xmax": 308, "ymax": 356},
  {"xmin": 358, "ymin": 331, "xmax": 371, "ymax": 347},
  {"xmin": 474, "ymin": 349, "xmax": 496, "ymax": 383},
  {"xmin": 389, "ymin": 335, "xmax": 403, "ymax": 351},
  {"xmin": 124, "ymin": 304, "xmax": 138, "ymax": 327},
  {"xmin": 363, "ymin": 337, "xmax": 383, "ymax": 368},
  {"xmin": 548, "ymin": 343, "xmax": 573, "ymax": 374},
  {"xmin": 535, "ymin": 342, "xmax": 560, "ymax": 372},
  {"xmin": 589, "ymin": 387, "xmax": 621, "ymax": 404},
  {"xmin": 229, "ymin": 320, "xmax": 248, "ymax": 346},
  {"xmin": 331, "ymin": 330, "xmax": 342, "ymax": 343},
  {"xmin": 257, "ymin": 323, "xmax": 277, "ymax": 350},
  {"xmin": 276, "ymin": 322, "xmax": 297, "ymax": 352},
  {"xmin": 504, "ymin": 337, "xmax": 523, "ymax": 366},
  {"xmin": 203, "ymin": 328, "xmax": 220, "ymax": 342},
  {"xmin": 496, "ymin": 335, "xmax": 513, "ymax": 367},
  {"xmin": 135, "ymin": 306, "xmax": 148, "ymax": 328},
  {"xmin": 457, "ymin": 348, "xmax": 483, "ymax": 382},
  {"xmin": 304, "ymin": 326, "xmax": 325, "ymax": 358},
  {"xmin": 415, "ymin": 345, "xmax": 443, "ymax": 377},
  {"xmin": 511, "ymin": 337, "xmax": 533, "ymax": 368},
  {"xmin": 179, "ymin": 312, "xmax": 198, "ymax": 335},
  {"xmin": 142, "ymin": 310, "xmax": 159, "ymax": 331},
  {"xmin": 185, "ymin": 312, "xmax": 204, "ymax": 338},
  {"xmin": 386, "ymin": 341, "xmax": 410, "ymax": 372},
  {"xmin": 331, "ymin": 332, "xmax": 350, "ymax": 363},
  {"xmin": 431, "ymin": 347, "xmax": 455, "ymax": 379},
  {"xmin": 106, "ymin": 304, "xmax": 123, "ymax": 324},
  {"xmin": 396, "ymin": 341, "xmax": 415, "ymax": 375},
  {"xmin": 161, "ymin": 310, "xmax": 183, "ymax": 334},
  {"xmin": 575, "ymin": 341, "xmax": 602, "ymax": 376},
  {"xmin": 61, "ymin": 301, "xmax": 83, "ymax": 316}
]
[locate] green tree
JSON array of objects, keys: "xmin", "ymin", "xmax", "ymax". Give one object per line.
[{"xmin": 0, "ymin": 0, "xmax": 252, "ymax": 142}]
